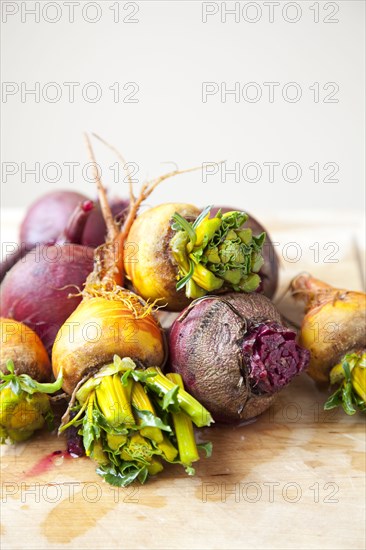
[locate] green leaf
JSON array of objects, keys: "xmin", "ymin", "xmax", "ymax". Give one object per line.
[
  {"xmin": 252, "ymin": 232, "xmax": 266, "ymax": 249},
  {"xmin": 133, "ymin": 408, "xmax": 172, "ymax": 432},
  {"xmin": 341, "ymin": 382, "xmax": 357, "ymax": 415},
  {"xmin": 162, "ymin": 385, "xmax": 180, "ymax": 411},
  {"xmin": 92, "ymin": 409, "xmax": 129, "ymax": 435},
  {"xmin": 171, "ymin": 213, "xmax": 196, "ymax": 247},
  {"xmin": 197, "ymin": 441, "xmax": 213, "ymax": 458},
  {"xmin": 130, "ymin": 370, "xmax": 157, "ymax": 384},
  {"xmin": 120, "ymin": 368, "xmax": 157, "ymax": 386},
  {"xmin": 185, "ymin": 465, "xmax": 196, "ymax": 476},
  {"xmin": 324, "ymin": 387, "xmax": 343, "ymax": 410},
  {"xmin": 342, "ymin": 360, "xmax": 352, "ymax": 381},
  {"xmin": 137, "ymin": 466, "xmax": 149, "ymax": 484},
  {"xmin": 1, "ymin": 360, "xmax": 63, "ymax": 397},
  {"xmin": 5, "ymin": 360, "xmax": 15, "ymax": 375},
  {"xmin": 121, "ymin": 369, "xmax": 132, "ymax": 386},
  {"xmin": 113, "ymin": 355, "xmax": 136, "ymax": 372},
  {"xmin": 9, "ymin": 378, "xmax": 21, "ymax": 395},
  {"xmin": 176, "ymin": 259, "xmax": 194, "ymax": 291},
  {"xmin": 192, "ymin": 205, "xmax": 213, "ymax": 229},
  {"xmin": 82, "ymin": 413, "xmax": 100, "ymax": 453},
  {"xmin": 96, "ymin": 463, "xmax": 144, "ymax": 487}
]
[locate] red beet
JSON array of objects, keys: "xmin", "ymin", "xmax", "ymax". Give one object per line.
[
  {"xmin": 1, "ymin": 191, "xmax": 129, "ymax": 283},
  {"xmin": 0, "ymin": 244, "xmax": 94, "ymax": 354},
  {"xmin": 0, "ymin": 202, "xmax": 95, "ymax": 354},
  {"xmin": 20, "ymin": 191, "xmax": 89, "ymax": 249},
  {"xmin": 82, "ymin": 198, "xmax": 129, "ymax": 248},
  {"xmin": 210, "ymin": 206, "xmax": 279, "ymax": 299},
  {"xmin": 169, "ymin": 293, "xmax": 309, "ymax": 423},
  {"xmin": 0, "ymin": 246, "xmax": 29, "ymax": 283}
]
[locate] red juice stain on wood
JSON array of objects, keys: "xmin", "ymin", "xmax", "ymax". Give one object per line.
[{"xmin": 25, "ymin": 450, "xmax": 74, "ymax": 477}]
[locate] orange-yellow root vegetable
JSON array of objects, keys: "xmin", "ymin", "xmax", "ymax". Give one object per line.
[
  {"xmin": 52, "ymin": 291, "xmax": 165, "ymax": 395},
  {"xmin": 291, "ymin": 274, "xmax": 366, "ymax": 384},
  {"xmin": 51, "ymin": 135, "xmax": 212, "ymax": 486},
  {"xmin": 0, "ymin": 319, "xmax": 62, "ymax": 443},
  {"xmin": 0, "ymin": 318, "xmax": 51, "ymax": 381},
  {"xmin": 125, "ymin": 203, "xmax": 266, "ymax": 311},
  {"xmin": 125, "ymin": 203, "xmax": 200, "ymax": 311}
]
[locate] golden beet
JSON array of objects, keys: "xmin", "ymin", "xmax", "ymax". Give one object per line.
[
  {"xmin": 52, "ymin": 294, "xmax": 165, "ymax": 395},
  {"xmin": 0, "ymin": 318, "xmax": 51, "ymax": 382},
  {"xmin": 291, "ymin": 275, "xmax": 366, "ymax": 384},
  {"xmin": 51, "ymin": 142, "xmax": 212, "ymax": 485},
  {"xmin": 125, "ymin": 203, "xmax": 200, "ymax": 311}
]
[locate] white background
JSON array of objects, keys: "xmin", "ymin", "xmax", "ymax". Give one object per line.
[{"xmin": 1, "ymin": 0, "xmax": 365, "ymax": 218}]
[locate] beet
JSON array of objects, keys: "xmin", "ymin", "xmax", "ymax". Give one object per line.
[
  {"xmin": 19, "ymin": 190, "xmax": 129, "ymax": 250},
  {"xmin": 20, "ymin": 191, "xmax": 88, "ymax": 249},
  {"xmin": 66, "ymin": 410, "xmax": 85, "ymax": 457},
  {"xmin": 210, "ymin": 207, "xmax": 279, "ymax": 299},
  {"xmin": 0, "ymin": 244, "xmax": 94, "ymax": 354},
  {"xmin": 1, "ymin": 191, "xmax": 129, "ymax": 284},
  {"xmin": 0, "ymin": 246, "xmax": 29, "ymax": 283},
  {"xmin": 242, "ymin": 321, "xmax": 309, "ymax": 394},
  {"xmin": 169, "ymin": 293, "xmax": 309, "ymax": 423},
  {"xmin": 82, "ymin": 197, "xmax": 129, "ymax": 248}
]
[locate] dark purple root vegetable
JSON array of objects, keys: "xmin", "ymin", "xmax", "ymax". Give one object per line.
[
  {"xmin": 82, "ymin": 197, "xmax": 129, "ymax": 248},
  {"xmin": 1, "ymin": 192, "xmax": 90, "ymax": 284},
  {"xmin": 1, "ymin": 191, "xmax": 128, "ymax": 283},
  {"xmin": 210, "ymin": 206, "xmax": 279, "ymax": 299},
  {"xmin": 66, "ymin": 410, "xmax": 85, "ymax": 457},
  {"xmin": 242, "ymin": 322, "xmax": 308, "ymax": 394},
  {"xmin": 20, "ymin": 191, "xmax": 89, "ymax": 249},
  {"xmin": 0, "ymin": 246, "xmax": 30, "ymax": 283},
  {"xmin": 19, "ymin": 190, "xmax": 129, "ymax": 250},
  {"xmin": 0, "ymin": 244, "xmax": 94, "ymax": 354},
  {"xmin": 169, "ymin": 293, "xmax": 309, "ymax": 423}
]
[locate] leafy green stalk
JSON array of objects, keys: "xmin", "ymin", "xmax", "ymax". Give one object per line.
[
  {"xmin": 324, "ymin": 352, "xmax": 366, "ymax": 415},
  {"xmin": 144, "ymin": 367, "xmax": 214, "ymax": 427},
  {"xmin": 166, "ymin": 373, "xmax": 199, "ymax": 474}
]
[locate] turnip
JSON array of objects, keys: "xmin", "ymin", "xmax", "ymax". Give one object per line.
[{"xmin": 169, "ymin": 293, "xmax": 310, "ymax": 423}]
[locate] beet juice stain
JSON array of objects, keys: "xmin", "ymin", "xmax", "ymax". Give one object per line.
[{"xmin": 24, "ymin": 450, "xmax": 75, "ymax": 477}]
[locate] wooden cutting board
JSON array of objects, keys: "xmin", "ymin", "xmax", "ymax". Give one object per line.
[{"xmin": 1, "ymin": 215, "xmax": 365, "ymax": 550}]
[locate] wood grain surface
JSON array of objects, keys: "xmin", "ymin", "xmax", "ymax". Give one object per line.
[{"xmin": 1, "ymin": 215, "xmax": 365, "ymax": 550}]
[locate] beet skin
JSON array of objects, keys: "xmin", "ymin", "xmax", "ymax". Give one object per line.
[
  {"xmin": 169, "ymin": 293, "xmax": 309, "ymax": 423},
  {"xmin": 0, "ymin": 244, "xmax": 94, "ymax": 354}
]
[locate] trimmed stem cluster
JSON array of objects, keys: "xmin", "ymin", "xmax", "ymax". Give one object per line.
[
  {"xmin": 0, "ymin": 360, "xmax": 63, "ymax": 443},
  {"xmin": 325, "ymin": 352, "xmax": 366, "ymax": 415},
  {"xmin": 61, "ymin": 356, "xmax": 213, "ymax": 486},
  {"xmin": 170, "ymin": 207, "xmax": 266, "ymax": 299}
]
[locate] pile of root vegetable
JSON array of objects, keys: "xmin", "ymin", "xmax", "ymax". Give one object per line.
[{"xmin": 1, "ymin": 135, "xmax": 365, "ymax": 487}]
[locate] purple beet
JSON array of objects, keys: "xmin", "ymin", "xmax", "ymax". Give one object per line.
[
  {"xmin": 1, "ymin": 191, "xmax": 129, "ymax": 283},
  {"xmin": 20, "ymin": 191, "xmax": 89, "ymax": 249},
  {"xmin": 82, "ymin": 197, "xmax": 129, "ymax": 248},
  {"xmin": 169, "ymin": 293, "xmax": 309, "ymax": 423},
  {"xmin": 0, "ymin": 244, "xmax": 94, "ymax": 354},
  {"xmin": 0, "ymin": 202, "xmax": 95, "ymax": 354}
]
